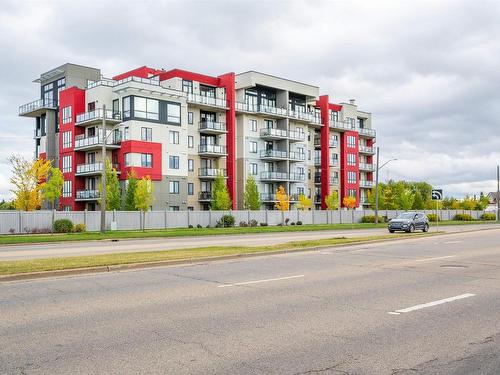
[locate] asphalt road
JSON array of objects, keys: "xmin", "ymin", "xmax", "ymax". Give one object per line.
[
  {"xmin": 2, "ymin": 228, "xmax": 500, "ymax": 374},
  {"xmin": 0, "ymin": 223, "xmax": 498, "ymax": 260}
]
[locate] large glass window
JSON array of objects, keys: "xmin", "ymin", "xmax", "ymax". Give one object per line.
[
  {"xmin": 62, "ymin": 106, "xmax": 72, "ymax": 124},
  {"xmin": 347, "ymin": 153, "xmax": 356, "ymax": 166},
  {"xmin": 62, "ymin": 180, "xmax": 72, "ymax": 197},
  {"xmin": 188, "ymin": 159, "xmax": 194, "ymax": 171},
  {"xmin": 348, "ymin": 171, "xmax": 356, "ymax": 184},
  {"xmin": 167, "ymin": 103, "xmax": 181, "ymax": 124},
  {"xmin": 62, "ymin": 155, "xmax": 72, "ymax": 173},
  {"xmin": 123, "ymin": 97, "xmax": 131, "ymax": 118},
  {"xmin": 182, "ymin": 80, "xmax": 193, "ymax": 93},
  {"xmin": 169, "ymin": 131, "xmax": 179, "ymax": 144},
  {"xmin": 169, "ymin": 155, "xmax": 179, "ymax": 169},
  {"xmin": 112, "ymin": 99, "xmax": 119, "ymax": 117},
  {"xmin": 169, "ymin": 181, "xmax": 180, "ymax": 194},
  {"xmin": 124, "ymin": 153, "xmax": 131, "ymax": 167},
  {"xmin": 347, "ymin": 135, "xmax": 356, "ymax": 148},
  {"xmin": 188, "ymin": 136, "xmax": 194, "ymax": 148},
  {"xmin": 200, "ymin": 84, "xmax": 216, "ymax": 98},
  {"xmin": 135, "ymin": 97, "xmax": 159, "ymax": 120},
  {"xmin": 141, "ymin": 153, "xmax": 152, "ymax": 168},
  {"xmin": 62, "ymin": 131, "xmax": 72, "ymax": 148}
]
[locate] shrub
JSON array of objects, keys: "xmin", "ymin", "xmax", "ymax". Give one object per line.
[
  {"xmin": 30, "ymin": 227, "xmax": 51, "ymax": 234},
  {"xmin": 427, "ymin": 214, "xmax": 439, "ymax": 222},
  {"xmin": 249, "ymin": 219, "xmax": 258, "ymax": 227},
  {"xmin": 481, "ymin": 213, "xmax": 496, "ymax": 221},
  {"xmin": 453, "ymin": 213, "xmax": 473, "ymax": 221},
  {"xmin": 360, "ymin": 215, "xmax": 385, "ymax": 223},
  {"xmin": 260, "ymin": 222, "xmax": 268, "ymax": 227},
  {"xmin": 24, "ymin": 227, "xmax": 31, "ymax": 234},
  {"xmin": 277, "ymin": 223, "xmax": 283, "ymax": 226},
  {"xmin": 53, "ymin": 219, "xmax": 74, "ymax": 233},
  {"xmin": 296, "ymin": 221, "xmax": 302, "ymax": 226},
  {"xmin": 239, "ymin": 221, "xmax": 248, "ymax": 227},
  {"xmin": 73, "ymin": 223, "xmax": 86, "ymax": 233},
  {"xmin": 217, "ymin": 214, "xmax": 235, "ymax": 228},
  {"xmin": 206, "ymin": 225, "xmax": 211, "ymax": 228},
  {"xmin": 290, "ymin": 222, "xmax": 296, "ymax": 226},
  {"xmin": 188, "ymin": 224, "xmax": 194, "ymax": 228},
  {"xmin": 197, "ymin": 224, "xmax": 203, "ymax": 228}
]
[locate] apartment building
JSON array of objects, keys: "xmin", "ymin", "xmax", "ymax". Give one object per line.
[{"xmin": 19, "ymin": 63, "xmax": 375, "ymax": 211}]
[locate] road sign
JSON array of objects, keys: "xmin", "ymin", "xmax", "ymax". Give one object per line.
[{"xmin": 431, "ymin": 189, "xmax": 443, "ymax": 201}]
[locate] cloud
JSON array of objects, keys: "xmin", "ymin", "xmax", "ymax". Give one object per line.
[{"xmin": 0, "ymin": 0, "xmax": 499, "ymax": 200}]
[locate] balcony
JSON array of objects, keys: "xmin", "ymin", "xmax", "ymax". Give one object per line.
[
  {"xmin": 19, "ymin": 99, "xmax": 58, "ymax": 117},
  {"xmin": 359, "ymin": 180, "xmax": 374, "ymax": 188},
  {"xmin": 198, "ymin": 121, "xmax": 227, "ymax": 135},
  {"xmin": 260, "ymin": 171, "xmax": 288, "ymax": 181},
  {"xmin": 331, "ymin": 177, "xmax": 339, "ymax": 185},
  {"xmin": 198, "ymin": 192, "xmax": 213, "ymax": 201},
  {"xmin": 235, "ymin": 102, "xmax": 288, "ymax": 118},
  {"xmin": 198, "ymin": 144, "xmax": 227, "ymax": 157},
  {"xmin": 358, "ymin": 127, "xmax": 376, "ymax": 138},
  {"xmin": 288, "ymin": 130, "xmax": 306, "ymax": 142},
  {"xmin": 74, "ymin": 132, "xmax": 121, "ymax": 151},
  {"xmin": 260, "ymin": 128, "xmax": 288, "ymax": 140},
  {"xmin": 289, "ymin": 173, "xmax": 306, "ymax": 182},
  {"xmin": 288, "ymin": 109, "xmax": 316, "ymax": 123},
  {"xmin": 359, "ymin": 145, "xmax": 375, "ymax": 154},
  {"xmin": 198, "ymin": 168, "xmax": 227, "ymax": 179},
  {"xmin": 75, "ymin": 189, "xmax": 100, "ymax": 201},
  {"xmin": 75, "ymin": 162, "xmax": 121, "ymax": 176},
  {"xmin": 314, "ymin": 157, "xmax": 321, "ymax": 165},
  {"xmin": 330, "ymin": 121, "xmax": 354, "ymax": 132},
  {"xmin": 288, "ymin": 151, "xmax": 306, "ymax": 162},
  {"xmin": 260, "ymin": 149, "xmax": 288, "ymax": 161},
  {"xmin": 261, "ymin": 193, "xmax": 277, "ymax": 202},
  {"xmin": 187, "ymin": 93, "xmax": 227, "ymax": 110},
  {"xmin": 359, "ymin": 163, "xmax": 375, "ymax": 171},
  {"xmin": 75, "ymin": 109, "xmax": 122, "ymax": 126}
]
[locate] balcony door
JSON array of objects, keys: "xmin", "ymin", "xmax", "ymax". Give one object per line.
[
  {"xmin": 87, "ymin": 177, "xmax": 96, "ymax": 190},
  {"xmin": 200, "ymin": 135, "xmax": 216, "ymax": 146},
  {"xmin": 87, "ymin": 152, "xmax": 96, "ymax": 164},
  {"xmin": 201, "ymin": 158, "xmax": 213, "ymax": 169},
  {"xmin": 201, "ymin": 181, "xmax": 212, "ymax": 193},
  {"xmin": 200, "ymin": 111, "xmax": 216, "ymax": 123}
]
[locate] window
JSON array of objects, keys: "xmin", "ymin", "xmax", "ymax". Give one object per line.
[
  {"xmin": 250, "ymin": 163, "xmax": 258, "ymax": 175},
  {"xmin": 112, "ymin": 99, "xmax": 119, "ymax": 117},
  {"xmin": 188, "ymin": 206, "xmax": 194, "ymax": 211},
  {"xmin": 123, "ymin": 96, "xmax": 131, "ymax": 118},
  {"xmin": 332, "ymin": 153, "xmax": 339, "ymax": 164},
  {"xmin": 264, "ymin": 119, "xmax": 273, "ymax": 129},
  {"xmin": 141, "ymin": 153, "xmax": 152, "ymax": 168},
  {"xmin": 348, "ymin": 171, "xmax": 356, "ymax": 184},
  {"xmin": 135, "ymin": 97, "xmax": 159, "ymax": 120},
  {"xmin": 141, "ymin": 127, "xmax": 152, "ymax": 142},
  {"xmin": 124, "ymin": 126, "xmax": 130, "ymax": 140},
  {"xmin": 200, "ymin": 84, "xmax": 216, "ymax": 98},
  {"xmin": 249, "ymin": 119, "xmax": 257, "ymax": 132},
  {"xmin": 188, "ymin": 159, "xmax": 194, "ymax": 171},
  {"xmin": 348, "ymin": 189, "xmax": 357, "ymax": 198},
  {"xmin": 331, "ymin": 135, "xmax": 338, "ymax": 148},
  {"xmin": 182, "ymin": 80, "xmax": 193, "ymax": 93},
  {"xmin": 345, "ymin": 117, "xmax": 355, "ymax": 129},
  {"xmin": 87, "ymin": 102, "xmax": 96, "ymax": 112},
  {"xmin": 62, "ymin": 106, "xmax": 72, "ymax": 124},
  {"xmin": 357, "ymin": 118, "xmax": 365, "ymax": 129},
  {"xmin": 250, "ymin": 141, "xmax": 257, "ymax": 153},
  {"xmin": 167, "ymin": 102, "xmax": 181, "ymax": 124},
  {"xmin": 56, "ymin": 78, "xmax": 65, "ymax": 101},
  {"xmin": 188, "ymin": 136, "xmax": 194, "ymax": 148},
  {"xmin": 188, "ymin": 112, "xmax": 193, "ymax": 124},
  {"xmin": 63, "ymin": 180, "xmax": 72, "ymax": 197},
  {"xmin": 347, "ymin": 135, "xmax": 356, "ymax": 148},
  {"xmin": 169, "ymin": 155, "xmax": 179, "ymax": 169},
  {"xmin": 169, "ymin": 206, "xmax": 180, "ymax": 211},
  {"xmin": 169, "ymin": 131, "xmax": 179, "ymax": 144},
  {"xmin": 62, "ymin": 131, "xmax": 72, "ymax": 148},
  {"xmin": 297, "ymin": 187, "xmax": 305, "ymax": 195},
  {"xmin": 347, "ymin": 153, "xmax": 356, "ymax": 166},
  {"xmin": 169, "ymin": 181, "xmax": 180, "ymax": 194},
  {"xmin": 297, "ymin": 167, "xmax": 304, "ymax": 175},
  {"xmin": 62, "ymin": 155, "xmax": 72, "ymax": 173},
  {"xmin": 188, "ymin": 183, "xmax": 194, "ymax": 195},
  {"xmin": 124, "ymin": 153, "xmax": 131, "ymax": 167},
  {"xmin": 62, "ymin": 205, "xmax": 71, "ymax": 211}
]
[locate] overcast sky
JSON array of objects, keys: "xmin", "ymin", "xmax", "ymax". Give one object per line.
[{"xmin": 1, "ymin": 0, "xmax": 499, "ymax": 200}]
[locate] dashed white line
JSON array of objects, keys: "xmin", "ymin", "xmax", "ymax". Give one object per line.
[
  {"xmin": 388, "ymin": 293, "xmax": 476, "ymax": 315},
  {"xmin": 444, "ymin": 241, "xmax": 462, "ymax": 244},
  {"xmin": 415, "ymin": 255, "xmax": 456, "ymax": 262},
  {"xmin": 218, "ymin": 275, "xmax": 305, "ymax": 288}
]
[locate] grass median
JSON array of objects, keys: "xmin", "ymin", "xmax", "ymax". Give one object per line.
[
  {"xmin": 0, "ymin": 232, "xmax": 440, "ymax": 276},
  {"xmin": 0, "ymin": 220, "xmax": 493, "ymax": 245}
]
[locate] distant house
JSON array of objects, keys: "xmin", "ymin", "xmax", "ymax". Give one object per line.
[{"xmin": 486, "ymin": 192, "xmax": 499, "ymax": 212}]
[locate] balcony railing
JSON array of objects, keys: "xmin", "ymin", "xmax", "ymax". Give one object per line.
[
  {"xmin": 359, "ymin": 180, "xmax": 374, "ymax": 188},
  {"xmin": 198, "ymin": 121, "xmax": 227, "ymax": 133},
  {"xmin": 198, "ymin": 168, "xmax": 227, "ymax": 178},
  {"xmin": 359, "ymin": 145, "xmax": 375, "ymax": 154},
  {"xmin": 288, "ymin": 130, "xmax": 306, "ymax": 142},
  {"xmin": 261, "ymin": 193, "xmax": 277, "ymax": 202},
  {"xmin": 359, "ymin": 162, "xmax": 374, "ymax": 171},
  {"xmin": 289, "ymin": 173, "xmax": 306, "ymax": 182},
  {"xmin": 260, "ymin": 128, "xmax": 288, "ymax": 139},
  {"xmin": 260, "ymin": 149, "xmax": 288, "ymax": 159},
  {"xmin": 260, "ymin": 171, "xmax": 288, "ymax": 181},
  {"xmin": 198, "ymin": 144, "xmax": 227, "ymax": 155},
  {"xmin": 76, "ymin": 190, "xmax": 100, "ymax": 200},
  {"xmin": 198, "ymin": 192, "xmax": 213, "ymax": 201},
  {"xmin": 75, "ymin": 109, "xmax": 122, "ymax": 125},
  {"xmin": 358, "ymin": 127, "xmax": 376, "ymax": 137},
  {"xmin": 74, "ymin": 132, "xmax": 121, "ymax": 149},
  {"xmin": 19, "ymin": 99, "xmax": 58, "ymax": 115},
  {"xmin": 288, "ymin": 109, "xmax": 316, "ymax": 122},
  {"xmin": 235, "ymin": 102, "xmax": 288, "ymax": 116},
  {"xmin": 330, "ymin": 121, "xmax": 354, "ymax": 131},
  {"xmin": 75, "ymin": 162, "xmax": 121, "ymax": 175},
  {"xmin": 331, "ymin": 177, "xmax": 339, "ymax": 185},
  {"xmin": 115, "ymin": 76, "xmax": 160, "ymax": 87},
  {"xmin": 288, "ymin": 151, "xmax": 306, "ymax": 161},
  {"xmin": 187, "ymin": 93, "xmax": 227, "ymax": 108}
]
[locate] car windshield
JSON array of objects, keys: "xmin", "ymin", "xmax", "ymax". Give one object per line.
[{"xmin": 396, "ymin": 213, "xmax": 415, "ymax": 219}]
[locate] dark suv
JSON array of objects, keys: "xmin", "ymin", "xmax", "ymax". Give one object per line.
[{"xmin": 388, "ymin": 212, "xmax": 429, "ymax": 233}]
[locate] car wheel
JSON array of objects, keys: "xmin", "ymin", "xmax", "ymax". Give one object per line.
[
  {"xmin": 423, "ymin": 224, "xmax": 429, "ymax": 232},
  {"xmin": 408, "ymin": 225, "xmax": 415, "ymax": 233},
  {"xmin": 389, "ymin": 230, "xmax": 395, "ymax": 233}
]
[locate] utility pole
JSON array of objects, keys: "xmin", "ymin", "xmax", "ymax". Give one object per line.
[
  {"xmin": 100, "ymin": 105, "xmax": 107, "ymax": 233},
  {"xmin": 374, "ymin": 147, "xmax": 380, "ymax": 224},
  {"xmin": 497, "ymin": 165, "xmax": 499, "ymax": 223}
]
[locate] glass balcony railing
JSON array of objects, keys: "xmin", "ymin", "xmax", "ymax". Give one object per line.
[
  {"xmin": 115, "ymin": 76, "xmax": 160, "ymax": 87},
  {"xmin": 260, "ymin": 149, "xmax": 288, "ymax": 159},
  {"xmin": 260, "ymin": 193, "xmax": 277, "ymax": 202},
  {"xmin": 75, "ymin": 162, "xmax": 121, "ymax": 174},
  {"xmin": 198, "ymin": 192, "xmax": 213, "ymax": 201},
  {"xmin": 187, "ymin": 93, "xmax": 227, "ymax": 108},
  {"xmin": 359, "ymin": 145, "xmax": 375, "ymax": 153},
  {"xmin": 288, "ymin": 130, "xmax": 306, "ymax": 141},
  {"xmin": 76, "ymin": 190, "xmax": 100, "ymax": 200},
  {"xmin": 288, "ymin": 151, "xmax": 306, "ymax": 161},
  {"xmin": 198, "ymin": 144, "xmax": 227, "ymax": 155},
  {"xmin": 359, "ymin": 180, "xmax": 374, "ymax": 188},
  {"xmin": 198, "ymin": 121, "xmax": 227, "ymax": 132},
  {"xmin": 358, "ymin": 128, "xmax": 376, "ymax": 137},
  {"xmin": 330, "ymin": 121, "xmax": 355, "ymax": 131},
  {"xmin": 260, "ymin": 128, "xmax": 288, "ymax": 138},
  {"xmin": 74, "ymin": 131, "xmax": 121, "ymax": 149},
  {"xmin": 235, "ymin": 102, "xmax": 287, "ymax": 116},
  {"xmin": 288, "ymin": 109, "xmax": 316, "ymax": 122},
  {"xmin": 359, "ymin": 163, "xmax": 374, "ymax": 171},
  {"xmin": 289, "ymin": 172, "xmax": 306, "ymax": 182},
  {"xmin": 19, "ymin": 99, "xmax": 58, "ymax": 115},
  {"xmin": 75, "ymin": 109, "xmax": 121, "ymax": 124},
  {"xmin": 260, "ymin": 171, "xmax": 288, "ymax": 181},
  {"xmin": 198, "ymin": 168, "xmax": 227, "ymax": 178}
]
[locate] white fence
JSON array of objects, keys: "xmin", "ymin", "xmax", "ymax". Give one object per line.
[{"xmin": 0, "ymin": 209, "xmax": 489, "ymax": 234}]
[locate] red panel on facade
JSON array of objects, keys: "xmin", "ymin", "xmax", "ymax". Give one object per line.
[
  {"xmin": 39, "ymin": 152, "xmax": 46, "ymax": 160},
  {"xmin": 112, "ymin": 66, "xmax": 161, "ymax": 81},
  {"xmin": 328, "ymin": 103, "xmax": 343, "ymax": 112},
  {"xmin": 316, "ymin": 95, "xmax": 331, "ymax": 210},
  {"xmin": 159, "ymin": 69, "xmax": 221, "ymax": 87},
  {"xmin": 117, "ymin": 140, "xmax": 162, "ymax": 181},
  {"xmin": 340, "ymin": 130, "xmax": 360, "ymax": 208},
  {"xmin": 218, "ymin": 72, "xmax": 236, "ymax": 209}
]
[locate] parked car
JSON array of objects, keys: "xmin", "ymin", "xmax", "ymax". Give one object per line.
[{"xmin": 388, "ymin": 212, "xmax": 429, "ymax": 233}]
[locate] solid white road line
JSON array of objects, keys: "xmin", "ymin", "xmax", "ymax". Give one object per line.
[
  {"xmin": 388, "ymin": 293, "xmax": 476, "ymax": 315},
  {"xmin": 444, "ymin": 241, "xmax": 462, "ymax": 244},
  {"xmin": 218, "ymin": 275, "xmax": 305, "ymax": 288},
  {"xmin": 415, "ymin": 255, "xmax": 456, "ymax": 262}
]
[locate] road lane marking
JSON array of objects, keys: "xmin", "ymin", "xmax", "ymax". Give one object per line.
[
  {"xmin": 388, "ymin": 293, "xmax": 475, "ymax": 315},
  {"xmin": 415, "ymin": 255, "xmax": 456, "ymax": 262},
  {"xmin": 218, "ymin": 275, "xmax": 305, "ymax": 288},
  {"xmin": 444, "ymin": 241, "xmax": 462, "ymax": 244}
]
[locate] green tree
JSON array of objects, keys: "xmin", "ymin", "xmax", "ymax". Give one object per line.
[
  {"xmin": 243, "ymin": 175, "xmax": 261, "ymax": 210},
  {"xmin": 134, "ymin": 176, "xmax": 155, "ymax": 231},
  {"xmin": 102, "ymin": 159, "xmax": 121, "ymax": 210},
  {"xmin": 367, "ymin": 184, "xmax": 385, "ymax": 209},
  {"xmin": 211, "ymin": 174, "xmax": 232, "ymax": 210},
  {"xmin": 461, "ymin": 195, "xmax": 477, "ymax": 210},
  {"xmin": 383, "ymin": 185, "xmax": 397, "ymax": 210},
  {"xmin": 123, "ymin": 169, "xmax": 138, "ymax": 211},
  {"xmin": 0, "ymin": 200, "xmax": 15, "ymax": 210},
  {"xmin": 325, "ymin": 190, "xmax": 339, "ymax": 210},
  {"xmin": 43, "ymin": 167, "xmax": 64, "ymax": 209},
  {"xmin": 398, "ymin": 187, "xmax": 414, "ymax": 210},
  {"xmin": 412, "ymin": 190, "xmax": 425, "ymax": 209}
]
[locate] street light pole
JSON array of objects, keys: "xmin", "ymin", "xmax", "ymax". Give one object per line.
[
  {"xmin": 100, "ymin": 105, "xmax": 107, "ymax": 233},
  {"xmin": 497, "ymin": 165, "xmax": 499, "ymax": 223},
  {"xmin": 374, "ymin": 147, "xmax": 380, "ymax": 224}
]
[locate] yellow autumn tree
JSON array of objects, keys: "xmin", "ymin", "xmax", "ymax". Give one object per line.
[
  {"xmin": 296, "ymin": 193, "xmax": 312, "ymax": 210},
  {"xmin": 343, "ymin": 195, "xmax": 357, "ymax": 225},
  {"xmin": 275, "ymin": 185, "xmax": 290, "ymax": 211},
  {"xmin": 9, "ymin": 155, "xmax": 51, "ymax": 211}
]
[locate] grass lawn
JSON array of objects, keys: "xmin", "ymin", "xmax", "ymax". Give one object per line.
[
  {"xmin": 0, "ymin": 220, "xmax": 494, "ymax": 245},
  {"xmin": 0, "ymin": 233, "xmax": 438, "ymax": 276}
]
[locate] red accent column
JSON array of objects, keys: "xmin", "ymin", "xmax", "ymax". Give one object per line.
[
  {"xmin": 340, "ymin": 130, "xmax": 360, "ymax": 208},
  {"xmin": 218, "ymin": 72, "xmax": 237, "ymax": 209},
  {"xmin": 316, "ymin": 95, "xmax": 330, "ymax": 209}
]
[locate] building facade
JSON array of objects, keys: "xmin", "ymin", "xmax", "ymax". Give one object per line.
[{"xmin": 19, "ymin": 63, "xmax": 375, "ymax": 211}]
